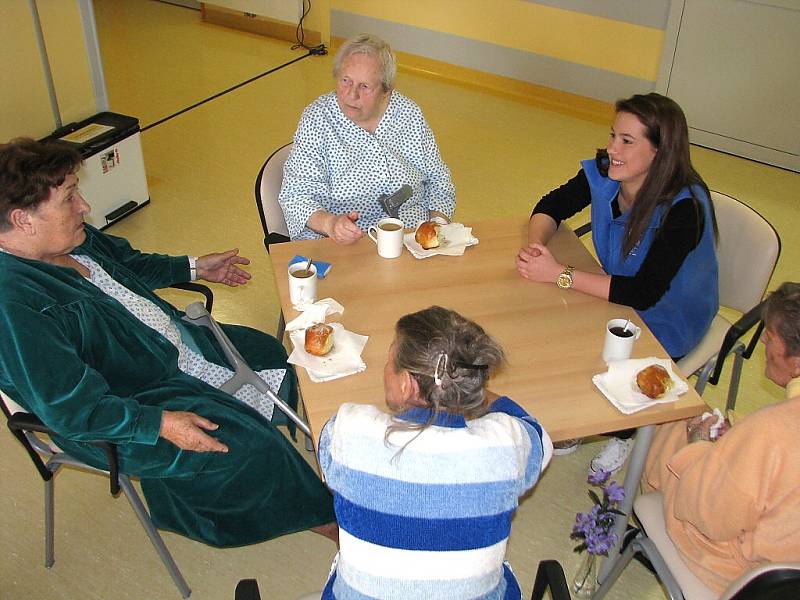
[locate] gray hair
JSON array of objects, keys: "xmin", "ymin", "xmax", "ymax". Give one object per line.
[
  {"xmin": 764, "ymin": 282, "xmax": 800, "ymax": 357},
  {"xmin": 386, "ymin": 306, "xmax": 505, "ymax": 447},
  {"xmin": 332, "ymin": 33, "xmax": 397, "ymax": 92}
]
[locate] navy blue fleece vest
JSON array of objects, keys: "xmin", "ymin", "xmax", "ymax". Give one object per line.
[{"xmin": 582, "ymin": 159, "xmax": 718, "ymax": 358}]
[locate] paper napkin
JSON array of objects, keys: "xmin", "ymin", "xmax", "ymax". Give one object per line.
[
  {"xmin": 403, "ymin": 222, "xmax": 479, "ymax": 259},
  {"xmin": 592, "ymin": 357, "xmax": 689, "ymax": 415},
  {"xmin": 285, "ymin": 298, "xmax": 344, "ymax": 331},
  {"xmin": 288, "ymin": 322, "xmax": 368, "ymax": 383}
]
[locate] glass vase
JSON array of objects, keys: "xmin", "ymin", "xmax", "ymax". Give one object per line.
[{"xmin": 572, "ymin": 552, "xmax": 599, "ymax": 598}]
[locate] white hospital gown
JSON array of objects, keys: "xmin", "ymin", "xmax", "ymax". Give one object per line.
[
  {"xmin": 71, "ymin": 254, "xmax": 280, "ymax": 421},
  {"xmin": 279, "ymin": 91, "xmax": 456, "ymax": 240}
]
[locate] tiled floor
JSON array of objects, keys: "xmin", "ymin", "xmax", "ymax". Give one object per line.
[{"xmin": 1, "ymin": 1, "xmax": 797, "ymax": 598}]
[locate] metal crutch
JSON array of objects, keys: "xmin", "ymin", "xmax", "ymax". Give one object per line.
[{"xmin": 183, "ymin": 302, "xmax": 312, "ymax": 440}]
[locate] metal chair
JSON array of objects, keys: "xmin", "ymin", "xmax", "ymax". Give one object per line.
[
  {"xmin": 235, "ymin": 579, "xmax": 262, "ymax": 600},
  {"xmin": 1, "ymin": 282, "xmax": 312, "ymax": 598},
  {"xmin": 0, "ymin": 279, "xmax": 213, "ymax": 600},
  {"xmin": 530, "ymin": 559, "xmax": 572, "ymax": 600},
  {"xmin": 675, "ymin": 191, "xmax": 779, "ymax": 411},
  {"xmin": 2, "ymin": 392, "xmax": 192, "ymax": 598},
  {"xmin": 254, "ymin": 142, "xmax": 293, "ymax": 251},
  {"xmin": 254, "ymin": 142, "xmax": 293, "ymax": 343},
  {"xmin": 576, "ymin": 191, "xmax": 780, "ymax": 410},
  {"xmin": 594, "ymin": 491, "xmax": 800, "ymax": 600}
]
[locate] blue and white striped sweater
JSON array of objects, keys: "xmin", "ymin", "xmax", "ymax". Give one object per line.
[{"xmin": 318, "ymin": 397, "xmax": 553, "ymax": 599}]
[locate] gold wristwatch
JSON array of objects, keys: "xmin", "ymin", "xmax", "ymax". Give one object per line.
[{"xmin": 556, "ymin": 265, "xmax": 574, "ymax": 289}]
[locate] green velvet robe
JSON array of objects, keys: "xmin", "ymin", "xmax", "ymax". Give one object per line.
[{"xmin": 0, "ymin": 225, "xmax": 334, "ymax": 547}]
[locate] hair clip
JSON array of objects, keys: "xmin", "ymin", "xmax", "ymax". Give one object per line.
[
  {"xmin": 433, "ymin": 352, "xmax": 448, "ymax": 386},
  {"xmin": 452, "ymin": 361, "xmax": 489, "ymax": 372}
]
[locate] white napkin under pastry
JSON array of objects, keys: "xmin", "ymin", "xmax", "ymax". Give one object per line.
[
  {"xmin": 592, "ymin": 357, "xmax": 689, "ymax": 415},
  {"xmin": 288, "ymin": 322, "xmax": 368, "ymax": 383},
  {"xmin": 285, "ymin": 298, "xmax": 344, "ymax": 331},
  {"xmin": 403, "ymin": 222, "xmax": 479, "ymax": 259}
]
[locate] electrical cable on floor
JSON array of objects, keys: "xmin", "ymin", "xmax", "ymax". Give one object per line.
[
  {"xmin": 292, "ymin": 0, "xmax": 327, "ymax": 55},
  {"xmin": 140, "ymin": 52, "xmax": 315, "ymax": 132}
]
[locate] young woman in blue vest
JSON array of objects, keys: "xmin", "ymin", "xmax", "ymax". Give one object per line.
[{"xmin": 516, "ymin": 93, "xmax": 719, "ymax": 475}]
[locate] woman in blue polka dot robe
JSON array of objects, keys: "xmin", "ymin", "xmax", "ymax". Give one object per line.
[{"xmin": 280, "ymin": 33, "xmax": 456, "ymax": 243}]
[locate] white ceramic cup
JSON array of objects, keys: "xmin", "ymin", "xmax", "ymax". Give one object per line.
[
  {"xmin": 602, "ymin": 318, "xmax": 642, "ymax": 363},
  {"xmin": 288, "ymin": 262, "xmax": 317, "ymax": 306},
  {"xmin": 367, "ymin": 217, "xmax": 404, "ymax": 259}
]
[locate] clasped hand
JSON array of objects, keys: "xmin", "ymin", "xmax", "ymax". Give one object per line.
[
  {"xmin": 516, "ymin": 243, "xmax": 563, "ymax": 282},
  {"xmin": 196, "ymin": 248, "xmax": 251, "ymax": 287},
  {"xmin": 686, "ymin": 413, "xmax": 731, "ymax": 443}
]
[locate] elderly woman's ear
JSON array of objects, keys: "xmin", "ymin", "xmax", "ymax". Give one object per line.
[{"xmin": 7, "ymin": 208, "xmax": 32, "ymax": 233}]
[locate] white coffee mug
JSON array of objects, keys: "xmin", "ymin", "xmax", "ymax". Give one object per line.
[
  {"xmin": 602, "ymin": 318, "xmax": 642, "ymax": 363},
  {"xmin": 367, "ymin": 218, "xmax": 404, "ymax": 259},
  {"xmin": 288, "ymin": 262, "xmax": 317, "ymax": 306}
]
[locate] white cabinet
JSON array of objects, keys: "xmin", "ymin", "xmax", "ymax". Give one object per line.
[
  {"xmin": 206, "ymin": 0, "xmax": 302, "ymax": 23},
  {"xmin": 658, "ymin": 0, "xmax": 800, "ymax": 172}
]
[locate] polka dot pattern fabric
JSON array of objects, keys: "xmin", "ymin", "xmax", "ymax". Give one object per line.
[
  {"xmin": 279, "ymin": 91, "xmax": 456, "ymax": 240},
  {"xmin": 71, "ymin": 254, "xmax": 281, "ymax": 421}
]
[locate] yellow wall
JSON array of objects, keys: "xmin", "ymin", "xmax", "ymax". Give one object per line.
[
  {"xmin": 38, "ymin": 2, "xmax": 97, "ymax": 126},
  {"xmin": 0, "ymin": 1, "xmax": 96, "ymax": 142},
  {"xmin": 0, "ymin": 2, "xmax": 55, "ymax": 141},
  {"xmin": 332, "ymin": 0, "xmax": 663, "ymax": 81}
]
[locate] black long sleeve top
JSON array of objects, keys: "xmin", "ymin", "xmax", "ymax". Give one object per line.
[{"xmin": 532, "ymin": 169, "xmax": 705, "ymax": 311}]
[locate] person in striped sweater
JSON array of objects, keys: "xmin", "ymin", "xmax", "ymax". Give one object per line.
[{"xmin": 318, "ymin": 306, "xmax": 553, "ymax": 599}]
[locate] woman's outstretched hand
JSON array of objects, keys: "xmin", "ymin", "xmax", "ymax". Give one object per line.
[{"xmin": 196, "ymin": 249, "xmax": 251, "ymax": 286}]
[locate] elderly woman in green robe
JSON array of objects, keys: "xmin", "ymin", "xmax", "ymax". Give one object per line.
[{"xmin": 0, "ymin": 138, "xmax": 335, "ymax": 547}]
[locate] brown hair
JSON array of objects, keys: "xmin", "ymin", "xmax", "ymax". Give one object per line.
[
  {"xmin": 764, "ymin": 282, "xmax": 800, "ymax": 358},
  {"xmin": 0, "ymin": 138, "xmax": 82, "ymax": 231},
  {"xmin": 600, "ymin": 93, "xmax": 718, "ymax": 256}
]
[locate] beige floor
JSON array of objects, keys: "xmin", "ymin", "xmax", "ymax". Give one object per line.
[{"xmin": 1, "ymin": 1, "xmax": 798, "ymax": 598}]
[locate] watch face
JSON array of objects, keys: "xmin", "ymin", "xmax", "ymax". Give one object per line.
[{"xmin": 557, "ymin": 271, "xmax": 573, "ymax": 289}]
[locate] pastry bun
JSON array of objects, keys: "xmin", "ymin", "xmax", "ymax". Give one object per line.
[
  {"xmin": 305, "ymin": 323, "xmax": 334, "ymax": 356},
  {"xmin": 415, "ymin": 221, "xmax": 440, "ymax": 249},
  {"xmin": 636, "ymin": 364, "xmax": 673, "ymax": 399}
]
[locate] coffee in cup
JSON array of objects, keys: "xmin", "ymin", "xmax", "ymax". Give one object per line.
[
  {"xmin": 602, "ymin": 318, "xmax": 642, "ymax": 363},
  {"xmin": 288, "ymin": 262, "xmax": 317, "ymax": 305},
  {"xmin": 368, "ymin": 217, "xmax": 404, "ymax": 258}
]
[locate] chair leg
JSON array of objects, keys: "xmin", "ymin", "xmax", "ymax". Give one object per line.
[
  {"xmin": 299, "ymin": 390, "xmax": 313, "ymax": 452},
  {"xmin": 594, "ymin": 541, "xmax": 637, "ymax": 600},
  {"xmin": 276, "ymin": 310, "xmax": 286, "ymax": 343},
  {"xmin": 636, "ymin": 538, "xmax": 684, "ymax": 600},
  {"xmin": 725, "ymin": 348, "xmax": 745, "ymax": 413},
  {"xmin": 693, "ymin": 359, "xmax": 715, "ymax": 396},
  {"xmin": 118, "ymin": 476, "xmax": 191, "ymax": 599},
  {"xmin": 44, "ymin": 476, "xmax": 55, "ymax": 568},
  {"xmin": 530, "ymin": 560, "xmax": 570, "ymax": 600}
]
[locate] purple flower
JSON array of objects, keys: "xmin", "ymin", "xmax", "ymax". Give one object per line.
[
  {"xmin": 588, "ymin": 469, "xmax": 610, "ymax": 486},
  {"xmin": 570, "ymin": 472, "xmax": 627, "ymax": 556},
  {"xmin": 605, "ymin": 481, "xmax": 625, "ymax": 503}
]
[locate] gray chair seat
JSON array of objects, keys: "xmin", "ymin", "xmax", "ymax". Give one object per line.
[{"xmin": 634, "ymin": 492, "xmax": 716, "ymax": 600}]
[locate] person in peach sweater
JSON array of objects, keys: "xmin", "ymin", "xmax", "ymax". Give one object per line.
[{"xmin": 643, "ymin": 281, "xmax": 800, "ymax": 594}]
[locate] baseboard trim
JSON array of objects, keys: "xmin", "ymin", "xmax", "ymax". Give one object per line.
[
  {"xmin": 201, "ymin": 4, "xmax": 321, "ymax": 46},
  {"xmin": 400, "ymin": 51, "xmax": 614, "ymax": 125}
]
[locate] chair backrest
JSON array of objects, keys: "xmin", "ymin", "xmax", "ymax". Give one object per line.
[
  {"xmin": 711, "ymin": 191, "xmax": 780, "ymax": 314},
  {"xmin": 636, "ymin": 492, "xmax": 800, "ymax": 600},
  {"xmin": 723, "ymin": 563, "xmax": 800, "ymax": 600},
  {"xmin": 1, "ymin": 389, "xmax": 26, "ymax": 417},
  {"xmin": 254, "ymin": 143, "xmax": 293, "ymax": 251}
]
